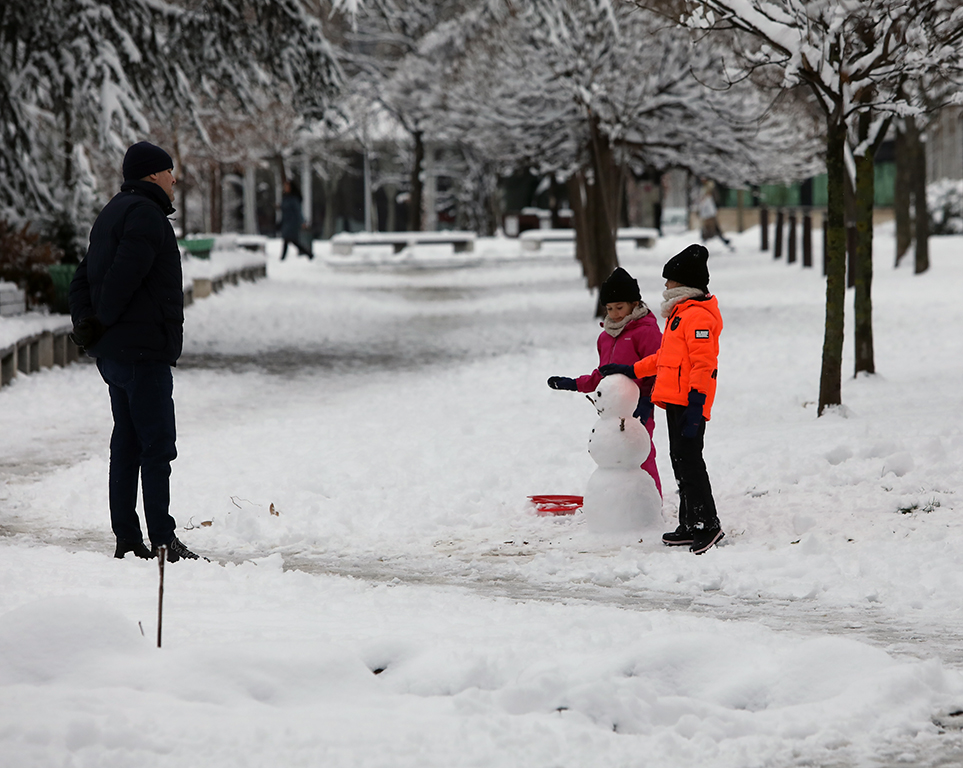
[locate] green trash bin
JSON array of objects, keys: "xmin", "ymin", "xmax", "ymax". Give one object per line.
[
  {"xmin": 48, "ymin": 263, "xmax": 77, "ymax": 315},
  {"xmin": 178, "ymin": 237, "xmax": 215, "ymax": 259}
]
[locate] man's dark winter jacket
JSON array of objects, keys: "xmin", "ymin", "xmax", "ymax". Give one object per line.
[{"xmin": 69, "ymin": 180, "xmax": 184, "ymax": 364}]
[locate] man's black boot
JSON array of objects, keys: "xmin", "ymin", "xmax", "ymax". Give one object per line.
[
  {"xmin": 114, "ymin": 539, "xmax": 155, "ymax": 559},
  {"xmin": 165, "ymin": 536, "xmax": 200, "ymax": 563}
]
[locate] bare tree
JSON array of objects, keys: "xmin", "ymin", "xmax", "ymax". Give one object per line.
[
  {"xmin": 660, "ymin": 0, "xmax": 963, "ymax": 413},
  {"xmin": 0, "ymin": 0, "xmax": 343, "ymax": 240},
  {"xmin": 450, "ymin": 0, "xmax": 819, "ymax": 306}
]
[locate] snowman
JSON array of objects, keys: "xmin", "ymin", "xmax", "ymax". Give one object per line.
[{"xmin": 583, "ymin": 374, "xmax": 663, "ymax": 535}]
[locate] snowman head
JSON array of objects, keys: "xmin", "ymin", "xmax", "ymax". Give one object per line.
[{"xmin": 587, "ymin": 374, "xmax": 641, "ymax": 420}]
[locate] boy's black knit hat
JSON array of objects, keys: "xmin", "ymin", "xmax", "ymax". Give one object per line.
[
  {"xmin": 599, "ymin": 267, "xmax": 641, "ymax": 304},
  {"xmin": 123, "ymin": 141, "xmax": 174, "ymax": 181},
  {"xmin": 662, "ymin": 244, "xmax": 710, "ymax": 292}
]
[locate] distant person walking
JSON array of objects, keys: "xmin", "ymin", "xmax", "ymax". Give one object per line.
[
  {"xmin": 279, "ymin": 180, "xmax": 312, "ymax": 260},
  {"xmin": 601, "ymin": 244, "xmax": 724, "ymax": 555},
  {"xmin": 698, "ymin": 180, "xmax": 734, "ymax": 251},
  {"xmin": 68, "ymin": 141, "xmax": 199, "ymax": 562}
]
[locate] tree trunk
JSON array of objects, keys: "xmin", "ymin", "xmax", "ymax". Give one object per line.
[
  {"xmin": 549, "ymin": 177, "xmax": 566, "ymax": 228},
  {"xmin": 384, "ymin": 183, "xmax": 397, "ymax": 232},
  {"xmin": 63, "ymin": 82, "xmax": 74, "ymax": 195},
  {"xmin": 585, "ymin": 170, "xmax": 618, "ymax": 302},
  {"xmin": 906, "ymin": 116, "xmax": 930, "ymax": 274},
  {"xmin": 818, "ymin": 114, "xmax": 847, "ymax": 415},
  {"xmin": 483, "ymin": 178, "xmax": 500, "ymax": 237},
  {"xmin": 566, "ymin": 172, "xmax": 591, "ymax": 281},
  {"xmin": 322, "ymin": 175, "xmax": 339, "ymax": 239},
  {"xmin": 894, "ymin": 124, "xmax": 912, "ymax": 267},
  {"xmin": 843, "ymin": 162, "xmax": 857, "ymax": 288},
  {"xmin": 172, "ymin": 134, "xmax": 187, "ymax": 235},
  {"xmin": 568, "ymin": 159, "xmax": 619, "ymax": 317},
  {"xmin": 58, "ymin": 83, "xmax": 84, "ymax": 262},
  {"xmin": 853, "ymin": 127, "xmax": 875, "ymax": 376},
  {"xmin": 178, "ymin": 163, "xmax": 188, "ymax": 235},
  {"xmin": 209, "ymin": 162, "xmax": 222, "ymax": 234},
  {"xmin": 409, "ymin": 130, "xmax": 424, "ymax": 232},
  {"xmin": 584, "ymin": 116, "xmax": 620, "ymax": 316}
]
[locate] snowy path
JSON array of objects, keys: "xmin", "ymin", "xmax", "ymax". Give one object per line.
[
  {"xmin": 7, "ymin": 503, "xmax": 963, "ymax": 672},
  {"xmin": 4, "ymin": 234, "xmax": 963, "ymax": 766},
  {"xmin": 281, "ymin": 546, "xmax": 963, "ymax": 669}
]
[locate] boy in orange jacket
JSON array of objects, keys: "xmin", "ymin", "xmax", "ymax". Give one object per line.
[{"xmin": 601, "ymin": 244, "xmax": 723, "ymax": 554}]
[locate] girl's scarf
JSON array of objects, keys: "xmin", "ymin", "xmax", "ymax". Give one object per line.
[{"xmin": 603, "ymin": 301, "xmax": 651, "ymax": 338}]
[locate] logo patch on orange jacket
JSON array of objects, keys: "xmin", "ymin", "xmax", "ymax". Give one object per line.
[{"xmin": 694, "ymin": 329, "xmax": 710, "ymax": 339}]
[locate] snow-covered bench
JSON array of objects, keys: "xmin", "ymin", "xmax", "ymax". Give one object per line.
[
  {"xmin": 184, "ymin": 248, "xmax": 267, "ymax": 299},
  {"xmin": 233, "ymin": 235, "xmax": 269, "ymax": 254},
  {"xmin": 176, "ymin": 234, "xmax": 268, "ymax": 301},
  {"xmin": 330, "ymin": 231, "xmax": 477, "ymax": 256},
  {"xmin": 519, "ymin": 227, "xmax": 659, "ymax": 252},
  {"xmin": 0, "ymin": 319, "xmax": 78, "ymax": 388},
  {"xmin": 617, "ymin": 227, "xmax": 660, "ymax": 248}
]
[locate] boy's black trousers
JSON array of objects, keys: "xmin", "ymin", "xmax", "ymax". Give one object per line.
[{"xmin": 664, "ymin": 403, "xmax": 720, "ymax": 531}]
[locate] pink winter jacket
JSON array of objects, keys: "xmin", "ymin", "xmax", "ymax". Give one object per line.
[{"xmin": 575, "ymin": 312, "xmax": 662, "ymax": 398}]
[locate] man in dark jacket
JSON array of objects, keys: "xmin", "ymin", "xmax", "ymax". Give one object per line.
[{"xmin": 69, "ymin": 141, "xmax": 199, "ymax": 562}]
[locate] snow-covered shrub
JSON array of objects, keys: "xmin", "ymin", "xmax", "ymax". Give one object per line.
[
  {"xmin": 0, "ymin": 220, "xmax": 62, "ymax": 309},
  {"xmin": 927, "ymin": 179, "xmax": 963, "ymax": 235}
]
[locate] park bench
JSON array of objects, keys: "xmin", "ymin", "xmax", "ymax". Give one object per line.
[
  {"xmin": 519, "ymin": 227, "xmax": 659, "ymax": 252},
  {"xmin": 219, "ymin": 234, "xmax": 269, "ymax": 254},
  {"xmin": 330, "ymin": 230, "xmax": 477, "ymax": 256}
]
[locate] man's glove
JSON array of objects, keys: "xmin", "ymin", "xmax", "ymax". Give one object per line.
[
  {"xmin": 69, "ymin": 316, "xmax": 106, "ymax": 351},
  {"xmin": 634, "ymin": 395, "xmax": 653, "ymax": 425},
  {"xmin": 598, "ymin": 363, "xmax": 637, "ymax": 379},
  {"xmin": 682, "ymin": 390, "xmax": 707, "ymax": 438},
  {"xmin": 547, "ymin": 376, "xmax": 577, "ymax": 391}
]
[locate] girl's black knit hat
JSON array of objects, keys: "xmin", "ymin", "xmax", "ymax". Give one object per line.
[{"xmin": 599, "ymin": 267, "xmax": 641, "ymax": 304}]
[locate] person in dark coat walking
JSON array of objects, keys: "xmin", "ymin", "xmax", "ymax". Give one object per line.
[
  {"xmin": 279, "ymin": 180, "xmax": 312, "ymax": 260},
  {"xmin": 68, "ymin": 141, "xmax": 199, "ymax": 562}
]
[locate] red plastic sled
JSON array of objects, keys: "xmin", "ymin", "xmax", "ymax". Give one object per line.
[{"xmin": 528, "ymin": 494, "xmax": 583, "ymax": 516}]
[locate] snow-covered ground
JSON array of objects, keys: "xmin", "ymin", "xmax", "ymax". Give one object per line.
[{"xmin": 2, "ymin": 226, "xmax": 963, "ymax": 767}]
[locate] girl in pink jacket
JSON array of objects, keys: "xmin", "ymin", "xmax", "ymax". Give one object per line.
[{"xmin": 547, "ymin": 267, "xmax": 663, "ymax": 496}]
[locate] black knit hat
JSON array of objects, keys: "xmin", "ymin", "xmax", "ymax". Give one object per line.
[
  {"xmin": 662, "ymin": 244, "xmax": 710, "ymax": 292},
  {"xmin": 599, "ymin": 267, "xmax": 641, "ymax": 304},
  {"xmin": 123, "ymin": 141, "xmax": 174, "ymax": 181}
]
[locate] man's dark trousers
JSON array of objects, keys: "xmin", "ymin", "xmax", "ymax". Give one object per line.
[
  {"xmin": 97, "ymin": 358, "xmax": 177, "ymax": 547},
  {"xmin": 664, "ymin": 403, "xmax": 719, "ymax": 531}
]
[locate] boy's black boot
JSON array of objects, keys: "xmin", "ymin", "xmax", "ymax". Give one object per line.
[
  {"xmin": 690, "ymin": 528, "xmax": 725, "ymax": 555},
  {"xmin": 662, "ymin": 526, "xmax": 695, "ymax": 547},
  {"xmin": 114, "ymin": 539, "xmax": 155, "ymax": 559}
]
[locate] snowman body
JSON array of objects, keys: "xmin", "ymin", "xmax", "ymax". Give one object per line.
[{"xmin": 583, "ymin": 375, "xmax": 663, "ymax": 534}]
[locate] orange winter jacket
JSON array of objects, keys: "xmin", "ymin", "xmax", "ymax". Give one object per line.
[{"xmin": 632, "ymin": 294, "xmax": 722, "ymax": 419}]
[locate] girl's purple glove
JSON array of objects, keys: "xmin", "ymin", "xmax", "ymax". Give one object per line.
[
  {"xmin": 598, "ymin": 364, "xmax": 636, "ymax": 379},
  {"xmin": 547, "ymin": 376, "xmax": 577, "ymax": 391}
]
